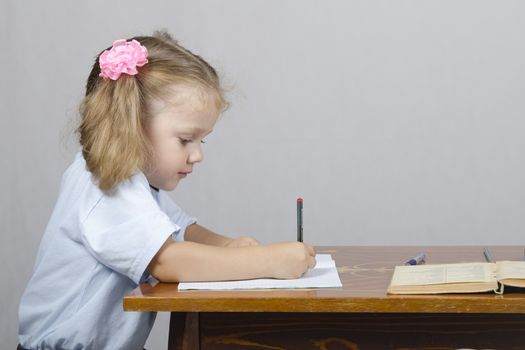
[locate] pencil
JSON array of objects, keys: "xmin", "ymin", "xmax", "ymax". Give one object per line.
[{"xmin": 297, "ymin": 198, "xmax": 303, "ymax": 242}]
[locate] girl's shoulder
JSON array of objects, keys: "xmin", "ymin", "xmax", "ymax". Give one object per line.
[
  {"xmin": 58, "ymin": 152, "xmax": 156, "ymax": 222},
  {"xmin": 64, "ymin": 151, "xmax": 151, "ymax": 195}
]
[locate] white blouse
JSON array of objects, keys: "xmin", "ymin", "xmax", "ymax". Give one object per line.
[{"xmin": 19, "ymin": 152, "xmax": 196, "ymax": 349}]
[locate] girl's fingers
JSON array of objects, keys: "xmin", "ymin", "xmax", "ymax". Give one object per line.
[
  {"xmin": 308, "ymin": 255, "xmax": 317, "ymax": 269},
  {"xmin": 303, "ymin": 243, "xmax": 316, "ymax": 256}
]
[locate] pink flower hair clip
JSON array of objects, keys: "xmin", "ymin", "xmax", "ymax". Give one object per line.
[{"xmin": 99, "ymin": 39, "xmax": 149, "ymax": 80}]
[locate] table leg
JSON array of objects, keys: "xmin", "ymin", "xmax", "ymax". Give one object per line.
[{"xmin": 167, "ymin": 312, "xmax": 200, "ymax": 350}]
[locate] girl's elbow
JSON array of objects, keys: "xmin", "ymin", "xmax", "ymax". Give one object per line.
[
  {"xmin": 147, "ymin": 238, "xmax": 182, "ymax": 282},
  {"xmin": 148, "ymin": 261, "xmax": 180, "ymax": 282}
]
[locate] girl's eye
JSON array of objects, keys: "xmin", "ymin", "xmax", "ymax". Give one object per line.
[
  {"xmin": 179, "ymin": 138, "xmax": 191, "ymax": 145},
  {"xmin": 201, "ymin": 140, "xmax": 206, "ymax": 144}
]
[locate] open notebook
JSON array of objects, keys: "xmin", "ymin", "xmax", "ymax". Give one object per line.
[{"xmin": 178, "ymin": 254, "xmax": 343, "ymax": 290}]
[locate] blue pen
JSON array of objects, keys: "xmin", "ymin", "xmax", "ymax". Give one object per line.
[{"xmin": 405, "ymin": 253, "xmax": 426, "ymax": 266}]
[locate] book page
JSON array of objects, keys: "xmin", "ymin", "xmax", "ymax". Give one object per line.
[
  {"xmin": 445, "ymin": 263, "xmax": 493, "ymax": 283},
  {"xmin": 391, "ymin": 265, "xmax": 446, "ymax": 286},
  {"xmin": 496, "ymin": 261, "xmax": 525, "ymax": 279},
  {"xmin": 391, "ymin": 263, "xmax": 495, "ymax": 286}
]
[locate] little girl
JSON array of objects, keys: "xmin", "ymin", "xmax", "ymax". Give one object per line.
[{"xmin": 17, "ymin": 31, "xmax": 316, "ymax": 350}]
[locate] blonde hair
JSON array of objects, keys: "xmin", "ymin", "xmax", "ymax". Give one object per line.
[{"xmin": 78, "ymin": 31, "xmax": 227, "ymax": 192}]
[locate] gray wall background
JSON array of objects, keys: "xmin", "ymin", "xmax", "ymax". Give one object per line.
[{"xmin": 3, "ymin": 0, "xmax": 524, "ymax": 348}]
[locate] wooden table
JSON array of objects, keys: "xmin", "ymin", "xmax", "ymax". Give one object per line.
[{"xmin": 124, "ymin": 246, "xmax": 525, "ymax": 349}]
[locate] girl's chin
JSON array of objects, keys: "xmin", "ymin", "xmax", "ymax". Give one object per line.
[
  {"xmin": 164, "ymin": 179, "xmax": 181, "ymax": 191},
  {"xmin": 153, "ymin": 179, "xmax": 180, "ymax": 192}
]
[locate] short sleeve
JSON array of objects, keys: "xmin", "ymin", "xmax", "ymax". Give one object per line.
[
  {"xmin": 156, "ymin": 191, "xmax": 197, "ymax": 242},
  {"xmin": 79, "ymin": 174, "xmax": 179, "ymax": 284}
]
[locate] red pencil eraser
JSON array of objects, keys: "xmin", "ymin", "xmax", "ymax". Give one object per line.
[{"xmin": 297, "ymin": 198, "xmax": 303, "ymax": 203}]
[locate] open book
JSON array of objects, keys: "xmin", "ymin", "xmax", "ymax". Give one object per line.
[
  {"xmin": 387, "ymin": 261, "xmax": 525, "ymax": 294},
  {"xmin": 178, "ymin": 254, "xmax": 342, "ymax": 290}
]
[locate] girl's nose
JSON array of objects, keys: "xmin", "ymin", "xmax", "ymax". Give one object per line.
[{"xmin": 188, "ymin": 144, "xmax": 204, "ymax": 164}]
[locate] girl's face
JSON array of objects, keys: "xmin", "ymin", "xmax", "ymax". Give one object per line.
[{"xmin": 144, "ymin": 85, "xmax": 219, "ymax": 191}]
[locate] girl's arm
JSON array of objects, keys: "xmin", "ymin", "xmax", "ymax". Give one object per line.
[
  {"xmin": 147, "ymin": 239, "xmax": 316, "ymax": 282},
  {"xmin": 184, "ymin": 223, "xmax": 260, "ymax": 247}
]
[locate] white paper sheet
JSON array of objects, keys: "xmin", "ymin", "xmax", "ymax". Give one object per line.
[{"xmin": 177, "ymin": 254, "xmax": 343, "ymax": 290}]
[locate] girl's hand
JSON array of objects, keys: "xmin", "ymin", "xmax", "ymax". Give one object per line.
[
  {"xmin": 223, "ymin": 236, "xmax": 261, "ymax": 248},
  {"xmin": 266, "ymin": 242, "xmax": 317, "ymax": 279}
]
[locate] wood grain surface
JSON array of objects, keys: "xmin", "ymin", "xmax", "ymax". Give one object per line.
[
  {"xmin": 125, "ymin": 246, "xmax": 525, "ymax": 314},
  {"xmin": 198, "ymin": 312, "xmax": 525, "ymax": 350}
]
